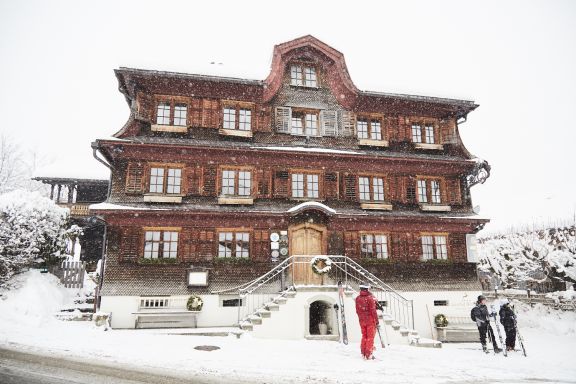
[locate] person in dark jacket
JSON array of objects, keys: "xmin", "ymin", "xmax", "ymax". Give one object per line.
[
  {"xmin": 499, "ymin": 299, "xmax": 517, "ymax": 351},
  {"xmin": 470, "ymin": 295, "xmax": 502, "ymax": 353},
  {"xmin": 355, "ymin": 283, "xmax": 378, "ymax": 360}
]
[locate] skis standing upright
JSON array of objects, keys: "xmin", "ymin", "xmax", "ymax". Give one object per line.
[
  {"xmin": 337, "ymin": 281, "xmax": 348, "ymax": 345},
  {"xmin": 333, "ymin": 303, "xmax": 341, "ymax": 343},
  {"xmin": 512, "ymin": 305, "xmax": 527, "ymax": 357},
  {"xmin": 489, "ymin": 305, "xmax": 507, "ymax": 357}
]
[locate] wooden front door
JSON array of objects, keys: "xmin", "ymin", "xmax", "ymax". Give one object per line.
[{"xmin": 289, "ymin": 223, "xmax": 327, "ymax": 286}]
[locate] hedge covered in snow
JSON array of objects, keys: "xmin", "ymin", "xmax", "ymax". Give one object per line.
[
  {"xmin": 0, "ymin": 189, "xmax": 80, "ymax": 286},
  {"xmin": 478, "ymin": 226, "xmax": 576, "ymax": 289}
]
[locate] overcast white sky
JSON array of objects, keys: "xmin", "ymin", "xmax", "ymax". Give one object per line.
[{"xmin": 1, "ymin": 0, "xmax": 574, "ymax": 232}]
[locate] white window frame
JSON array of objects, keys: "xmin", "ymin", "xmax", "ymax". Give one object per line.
[
  {"xmin": 290, "ymin": 64, "xmax": 317, "ymax": 87},
  {"xmin": 156, "ymin": 102, "xmax": 171, "ymax": 125},
  {"xmin": 144, "ymin": 230, "xmax": 179, "ymax": 259},
  {"xmin": 149, "ymin": 166, "xmax": 182, "ymax": 195},
  {"xmin": 220, "ymin": 169, "xmax": 252, "ymax": 197},
  {"xmin": 218, "ymin": 232, "xmax": 250, "ymax": 258},
  {"xmin": 173, "ymin": 104, "xmax": 187, "ymax": 126},
  {"xmin": 360, "ymin": 233, "xmax": 389, "ymax": 259},
  {"xmin": 421, "ymin": 235, "xmax": 448, "ymax": 260}
]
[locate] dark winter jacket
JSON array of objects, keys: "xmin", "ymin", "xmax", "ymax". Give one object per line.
[
  {"xmin": 499, "ymin": 305, "xmax": 516, "ymax": 329},
  {"xmin": 355, "ymin": 291, "xmax": 378, "ymax": 326},
  {"xmin": 470, "ymin": 304, "xmax": 490, "ymax": 323}
]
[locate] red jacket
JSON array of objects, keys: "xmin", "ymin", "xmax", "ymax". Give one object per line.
[{"xmin": 355, "ymin": 290, "xmax": 378, "ymax": 325}]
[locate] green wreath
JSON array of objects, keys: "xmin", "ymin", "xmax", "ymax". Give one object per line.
[
  {"xmin": 434, "ymin": 313, "xmax": 448, "ymax": 327},
  {"xmin": 187, "ymin": 295, "xmax": 204, "ymax": 311},
  {"xmin": 310, "ymin": 256, "xmax": 332, "ymax": 275}
]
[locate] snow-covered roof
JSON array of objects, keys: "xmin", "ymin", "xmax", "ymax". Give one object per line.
[
  {"xmin": 287, "ymin": 201, "xmax": 337, "ymax": 215},
  {"xmin": 89, "ymin": 203, "xmax": 168, "ymax": 211},
  {"xmin": 251, "ymin": 146, "xmax": 361, "ymax": 155}
]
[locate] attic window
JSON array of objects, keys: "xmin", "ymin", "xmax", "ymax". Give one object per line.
[{"xmin": 290, "ymin": 64, "xmax": 317, "ymax": 87}]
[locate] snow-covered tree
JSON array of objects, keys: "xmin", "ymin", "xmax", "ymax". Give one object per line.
[
  {"xmin": 0, "ymin": 190, "xmax": 80, "ymax": 286},
  {"xmin": 478, "ymin": 226, "xmax": 576, "ymax": 290}
]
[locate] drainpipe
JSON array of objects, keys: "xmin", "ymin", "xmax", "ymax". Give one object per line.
[{"xmin": 91, "ymin": 141, "xmax": 113, "ymax": 310}]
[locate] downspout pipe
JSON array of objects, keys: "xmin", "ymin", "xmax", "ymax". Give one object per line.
[{"xmin": 91, "ymin": 141, "xmax": 113, "ymax": 310}]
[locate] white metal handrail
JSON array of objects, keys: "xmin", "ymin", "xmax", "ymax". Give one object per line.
[{"xmin": 229, "ymin": 255, "xmax": 414, "ymax": 331}]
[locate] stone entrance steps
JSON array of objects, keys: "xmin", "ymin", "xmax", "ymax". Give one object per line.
[{"xmin": 240, "ymin": 289, "xmax": 441, "ymax": 348}]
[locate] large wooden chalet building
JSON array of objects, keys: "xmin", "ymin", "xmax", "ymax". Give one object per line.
[{"xmin": 92, "ymin": 36, "xmax": 491, "ymax": 342}]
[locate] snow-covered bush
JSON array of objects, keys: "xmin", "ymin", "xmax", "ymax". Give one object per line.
[
  {"xmin": 478, "ymin": 226, "xmax": 576, "ymax": 290},
  {"xmin": 0, "ymin": 189, "xmax": 80, "ymax": 286}
]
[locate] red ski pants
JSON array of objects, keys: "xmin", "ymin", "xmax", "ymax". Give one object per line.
[{"xmin": 360, "ymin": 322, "xmax": 377, "ymax": 358}]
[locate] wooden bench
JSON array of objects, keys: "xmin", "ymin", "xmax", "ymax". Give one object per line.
[
  {"xmin": 434, "ymin": 313, "xmax": 478, "ymax": 343},
  {"xmin": 133, "ymin": 311, "xmax": 199, "ymax": 329}
]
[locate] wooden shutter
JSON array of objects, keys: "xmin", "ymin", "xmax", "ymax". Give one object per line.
[
  {"xmin": 134, "ymin": 92, "xmax": 153, "ymax": 122},
  {"xmin": 447, "ymin": 178, "xmax": 462, "ymax": 205},
  {"xmin": 344, "ymin": 231, "xmax": 359, "ymax": 259},
  {"xmin": 190, "ymin": 98, "xmax": 203, "ymax": 127},
  {"xmin": 253, "ymin": 230, "xmax": 269, "ymax": 262},
  {"xmin": 320, "ymin": 110, "xmax": 338, "ymax": 137},
  {"xmin": 120, "ymin": 227, "xmax": 141, "ymax": 263},
  {"xmin": 198, "ymin": 230, "xmax": 215, "ymax": 260},
  {"xmin": 405, "ymin": 177, "xmax": 417, "ymax": 204},
  {"xmin": 275, "ymin": 107, "xmax": 291, "ymax": 133},
  {"xmin": 202, "ymin": 166, "xmax": 217, "ymax": 196},
  {"xmin": 325, "ymin": 172, "xmax": 339, "ymax": 199},
  {"xmin": 180, "ymin": 228, "xmax": 194, "ymax": 263},
  {"xmin": 341, "ymin": 173, "xmax": 357, "ymax": 201},
  {"xmin": 125, "ymin": 162, "xmax": 144, "ymax": 194},
  {"xmin": 202, "ymin": 99, "xmax": 220, "ymax": 128},
  {"xmin": 338, "ymin": 110, "xmax": 355, "ymax": 137},
  {"xmin": 257, "ymin": 169, "xmax": 272, "ymax": 198},
  {"xmin": 185, "ymin": 166, "xmax": 203, "ymax": 196},
  {"xmin": 273, "ymin": 170, "xmax": 289, "ymax": 198}
]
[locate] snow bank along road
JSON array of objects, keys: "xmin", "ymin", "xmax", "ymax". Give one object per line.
[{"xmin": 0, "ymin": 347, "xmax": 248, "ymax": 384}]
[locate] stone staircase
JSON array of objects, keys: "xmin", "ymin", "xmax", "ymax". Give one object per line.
[{"xmin": 240, "ymin": 289, "xmax": 441, "ymax": 348}]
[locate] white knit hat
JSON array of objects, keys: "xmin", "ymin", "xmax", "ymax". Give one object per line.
[{"xmin": 359, "ymin": 283, "xmax": 371, "ymax": 289}]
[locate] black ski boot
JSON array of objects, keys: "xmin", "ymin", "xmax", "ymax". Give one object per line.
[
  {"xmin": 482, "ymin": 344, "xmax": 489, "ymax": 353},
  {"xmin": 494, "ymin": 347, "xmax": 503, "ymax": 353}
]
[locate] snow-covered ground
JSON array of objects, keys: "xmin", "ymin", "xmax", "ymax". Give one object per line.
[{"xmin": 1, "ymin": 271, "xmax": 575, "ymax": 384}]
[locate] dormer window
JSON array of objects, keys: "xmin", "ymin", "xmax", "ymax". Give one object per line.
[
  {"xmin": 156, "ymin": 102, "xmax": 171, "ymax": 125},
  {"xmin": 152, "ymin": 98, "xmax": 188, "ymax": 133},
  {"xmin": 290, "ymin": 64, "xmax": 317, "ymax": 87}
]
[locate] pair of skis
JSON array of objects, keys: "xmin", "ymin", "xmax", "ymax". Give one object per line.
[
  {"xmin": 335, "ymin": 281, "xmax": 348, "ymax": 344},
  {"xmin": 489, "ymin": 304, "xmax": 527, "ymax": 357},
  {"xmin": 334, "ymin": 281, "xmax": 386, "ymax": 348}
]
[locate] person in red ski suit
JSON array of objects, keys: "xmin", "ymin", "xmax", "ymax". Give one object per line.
[{"xmin": 355, "ymin": 284, "xmax": 378, "ymax": 359}]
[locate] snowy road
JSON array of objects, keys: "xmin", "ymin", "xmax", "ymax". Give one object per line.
[{"xmin": 0, "ymin": 347, "xmax": 244, "ymax": 384}]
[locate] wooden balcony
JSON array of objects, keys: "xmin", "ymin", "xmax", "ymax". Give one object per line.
[{"xmin": 57, "ymin": 203, "xmax": 92, "ymax": 217}]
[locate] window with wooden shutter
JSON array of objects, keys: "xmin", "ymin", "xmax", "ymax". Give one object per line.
[
  {"xmin": 338, "ymin": 110, "xmax": 355, "ymax": 137},
  {"xmin": 202, "ymin": 99, "xmax": 220, "ymax": 128},
  {"xmin": 275, "ymin": 107, "xmax": 292, "ymax": 133},
  {"xmin": 320, "ymin": 110, "xmax": 338, "ymax": 137},
  {"xmin": 125, "ymin": 162, "xmax": 144, "ymax": 194}
]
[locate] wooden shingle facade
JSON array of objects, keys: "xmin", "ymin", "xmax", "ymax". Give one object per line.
[{"xmin": 93, "ymin": 36, "xmax": 490, "ymax": 332}]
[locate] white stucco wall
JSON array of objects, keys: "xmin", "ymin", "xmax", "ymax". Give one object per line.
[
  {"xmin": 101, "ymin": 289, "xmax": 481, "ymax": 342},
  {"xmin": 401, "ymin": 290, "xmax": 481, "ymax": 339}
]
